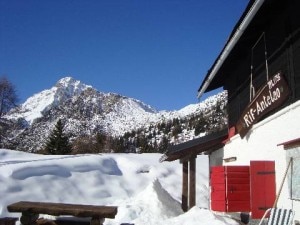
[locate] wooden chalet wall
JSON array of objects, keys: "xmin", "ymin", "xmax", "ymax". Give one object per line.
[{"xmin": 222, "ymin": 0, "xmax": 300, "ymax": 128}]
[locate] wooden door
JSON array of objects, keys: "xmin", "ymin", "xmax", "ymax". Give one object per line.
[{"xmin": 250, "ymin": 161, "xmax": 276, "ymax": 219}]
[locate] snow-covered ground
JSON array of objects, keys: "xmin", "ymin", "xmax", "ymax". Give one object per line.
[{"xmin": 0, "ymin": 149, "xmax": 238, "ymax": 225}]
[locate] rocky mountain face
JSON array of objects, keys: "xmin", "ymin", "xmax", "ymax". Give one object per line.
[{"xmin": 2, "ymin": 77, "xmax": 227, "ymax": 153}]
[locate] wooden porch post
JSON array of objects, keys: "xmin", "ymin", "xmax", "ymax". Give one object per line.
[
  {"xmin": 181, "ymin": 160, "xmax": 189, "ymax": 212},
  {"xmin": 189, "ymin": 156, "xmax": 196, "ymax": 209}
]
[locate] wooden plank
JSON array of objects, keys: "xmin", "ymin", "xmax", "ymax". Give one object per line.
[
  {"xmin": 210, "ymin": 166, "xmax": 225, "ymax": 185},
  {"xmin": 211, "ymin": 200, "xmax": 226, "ymax": 212},
  {"xmin": 210, "ymin": 173, "xmax": 225, "ymax": 184},
  {"xmin": 227, "ymin": 191, "xmax": 251, "ymax": 201},
  {"xmin": 211, "ymin": 191, "xmax": 226, "ymax": 201},
  {"xmin": 0, "ymin": 217, "xmax": 18, "ymax": 225},
  {"xmin": 227, "ymin": 177, "xmax": 250, "ymax": 184},
  {"xmin": 211, "ymin": 166, "xmax": 225, "ymax": 173},
  {"xmin": 227, "ymin": 172, "xmax": 250, "ymax": 178},
  {"xmin": 226, "ymin": 166, "xmax": 249, "ymax": 173},
  {"xmin": 7, "ymin": 201, "xmax": 118, "ymax": 219},
  {"xmin": 189, "ymin": 156, "xmax": 196, "ymax": 209},
  {"xmin": 227, "ymin": 201, "xmax": 251, "ymax": 212},
  {"xmin": 227, "ymin": 184, "xmax": 250, "ymax": 191},
  {"xmin": 211, "ymin": 183, "xmax": 226, "ymax": 191},
  {"xmin": 181, "ymin": 161, "xmax": 188, "ymax": 212}
]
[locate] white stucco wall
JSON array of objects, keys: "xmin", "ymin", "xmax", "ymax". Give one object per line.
[{"xmin": 210, "ymin": 100, "xmax": 300, "ymax": 222}]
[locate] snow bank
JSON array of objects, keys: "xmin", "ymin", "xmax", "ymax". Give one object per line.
[{"xmin": 0, "ymin": 149, "xmax": 238, "ymax": 225}]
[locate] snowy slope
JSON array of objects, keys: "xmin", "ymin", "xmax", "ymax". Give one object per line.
[{"xmin": 0, "ymin": 149, "xmax": 238, "ymax": 225}]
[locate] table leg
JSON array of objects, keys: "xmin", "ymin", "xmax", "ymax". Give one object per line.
[
  {"xmin": 20, "ymin": 212, "xmax": 39, "ymax": 225},
  {"xmin": 90, "ymin": 217, "xmax": 104, "ymax": 225}
]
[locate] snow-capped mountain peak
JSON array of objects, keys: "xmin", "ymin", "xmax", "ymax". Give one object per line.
[
  {"xmin": 7, "ymin": 77, "xmax": 93, "ymax": 124},
  {"xmin": 55, "ymin": 76, "xmax": 92, "ymax": 94},
  {"xmin": 3, "ymin": 77, "xmax": 227, "ymax": 152}
]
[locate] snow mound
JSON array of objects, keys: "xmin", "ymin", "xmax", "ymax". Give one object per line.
[
  {"xmin": 109, "ymin": 179, "xmax": 238, "ymax": 225},
  {"xmin": 122, "ymin": 179, "xmax": 183, "ymax": 224}
]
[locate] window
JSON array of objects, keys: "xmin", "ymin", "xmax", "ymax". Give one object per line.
[{"xmin": 286, "ymin": 147, "xmax": 300, "ymax": 200}]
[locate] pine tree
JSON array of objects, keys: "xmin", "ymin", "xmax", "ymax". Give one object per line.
[
  {"xmin": 45, "ymin": 119, "xmax": 72, "ymax": 155},
  {"xmin": 159, "ymin": 135, "xmax": 169, "ymax": 153},
  {"xmin": 194, "ymin": 113, "xmax": 207, "ymax": 136},
  {"xmin": 112, "ymin": 137, "xmax": 125, "ymax": 153},
  {"xmin": 95, "ymin": 132, "xmax": 106, "ymax": 152},
  {"xmin": 172, "ymin": 124, "xmax": 182, "ymax": 138}
]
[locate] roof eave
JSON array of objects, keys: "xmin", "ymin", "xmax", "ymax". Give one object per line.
[
  {"xmin": 161, "ymin": 129, "xmax": 228, "ymax": 162},
  {"xmin": 197, "ymin": 0, "xmax": 266, "ymax": 99}
]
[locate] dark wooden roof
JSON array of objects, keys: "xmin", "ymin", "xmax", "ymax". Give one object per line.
[
  {"xmin": 198, "ymin": 0, "xmax": 286, "ymax": 94},
  {"xmin": 161, "ymin": 129, "xmax": 228, "ymax": 162}
]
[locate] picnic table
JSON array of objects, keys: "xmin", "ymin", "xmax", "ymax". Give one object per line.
[{"xmin": 7, "ymin": 201, "xmax": 118, "ymax": 225}]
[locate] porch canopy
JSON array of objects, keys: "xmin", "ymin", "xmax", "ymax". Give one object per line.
[
  {"xmin": 277, "ymin": 137, "xmax": 300, "ymax": 149},
  {"xmin": 161, "ymin": 129, "xmax": 228, "ymax": 211},
  {"xmin": 162, "ymin": 129, "xmax": 228, "ymax": 162}
]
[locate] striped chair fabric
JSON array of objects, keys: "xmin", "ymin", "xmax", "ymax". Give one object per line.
[{"xmin": 258, "ymin": 208, "xmax": 295, "ymax": 225}]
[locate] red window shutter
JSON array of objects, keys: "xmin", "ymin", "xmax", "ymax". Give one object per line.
[
  {"xmin": 250, "ymin": 161, "xmax": 276, "ymax": 219},
  {"xmin": 211, "ymin": 166, "xmax": 250, "ymax": 212},
  {"xmin": 226, "ymin": 166, "xmax": 250, "ymax": 212},
  {"xmin": 211, "ymin": 166, "xmax": 226, "ymax": 211}
]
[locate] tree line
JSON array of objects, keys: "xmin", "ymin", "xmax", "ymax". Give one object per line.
[{"xmin": 38, "ymin": 118, "xmax": 170, "ymax": 155}]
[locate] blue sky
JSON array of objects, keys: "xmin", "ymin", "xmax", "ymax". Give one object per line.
[{"xmin": 0, "ymin": 0, "xmax": 248, "ymax": 111}]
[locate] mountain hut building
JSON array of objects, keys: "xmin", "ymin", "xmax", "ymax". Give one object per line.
[{"xmin": 162, "ymin": 0, "xmax": 300, "ymax": 222}]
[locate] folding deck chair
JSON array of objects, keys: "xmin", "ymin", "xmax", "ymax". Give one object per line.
[{"xmin": 258, "ymin": 208, "xmax": 295, "ymax": 225}]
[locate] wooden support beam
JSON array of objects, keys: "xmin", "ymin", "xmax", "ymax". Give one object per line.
[
  {"xmin": 181, "ymin": 161, "xmax": 189, "ymax": 212},
  {"xmin": 189, "ymin": 156, "xmax": 196, "ymax": 209}
]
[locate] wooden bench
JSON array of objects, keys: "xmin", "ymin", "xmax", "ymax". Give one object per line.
[
  {"xmin": 0, "ymin": 217, "xmax": 18, "ymax": 225},
  {"xmin": 7, "ymin": 201, "xmax": 118, "ymax": 225}
]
